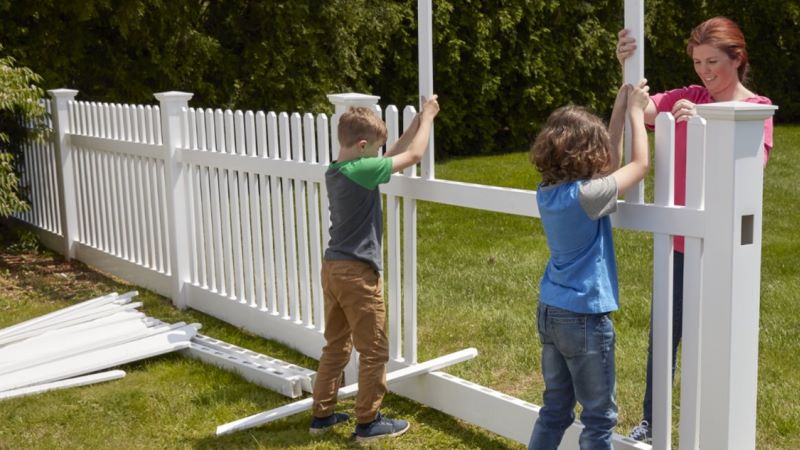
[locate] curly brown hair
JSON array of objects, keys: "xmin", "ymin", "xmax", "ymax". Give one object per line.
[{"xmin": 530, "ymin": 105, "xmax": 611, "ymax": 186}]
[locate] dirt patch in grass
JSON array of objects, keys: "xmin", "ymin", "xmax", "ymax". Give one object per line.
[{"xmin": 0, "ymin": 221, "xmax": 126, "ymax": 313}]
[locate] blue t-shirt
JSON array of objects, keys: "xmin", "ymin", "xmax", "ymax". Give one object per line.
[
  {"xmin": 536, "ymin": 177, "xmax": 619, "ymax": 313},
  {"xmin": 324, "ymin": 157, "xmax": 393, "ymax": 271}
]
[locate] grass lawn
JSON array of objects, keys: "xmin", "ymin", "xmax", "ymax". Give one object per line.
[{"xmin": 1, "ymin": 125, "xmax": 798, "ymax": 449}]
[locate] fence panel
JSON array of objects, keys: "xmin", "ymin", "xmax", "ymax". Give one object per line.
[{"xmin": 16, "ymin": 90, "xmax": 772, "ymax": 450}]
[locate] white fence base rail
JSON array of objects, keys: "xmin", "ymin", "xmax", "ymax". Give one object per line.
[{"xmin": 216, "ymin": 347, "xmax": 478, "ymax": 436}]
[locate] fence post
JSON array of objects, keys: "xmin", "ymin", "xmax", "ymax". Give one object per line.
[
  {"xmin": 154, "ymin": 91, "xmax": 194, "ymax": 309},
  {"xmin": 418, "ymin": 0, "xmax": 435, "ymax": 180},
  {"xmin": 696, "ymin": 101, "xmax": 776, "ymax": 449},
  {"xmin": 48, "ymin": 89, "xmax": 80, "ymax": 259}
]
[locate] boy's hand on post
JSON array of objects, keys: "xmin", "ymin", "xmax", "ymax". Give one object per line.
[
  {"xmin": 420, "ymin": 95, "xmax": 440, "ymax": 120},
  {"xmin": 628, "ymin": 79, "xmax": 650, "ymax": 114},
  {"xmin": 615, "ymin": 84, "xmax": 631, "ymax": 106}
]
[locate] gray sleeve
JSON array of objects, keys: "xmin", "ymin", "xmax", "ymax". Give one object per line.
[{"xmin": 578, "ymin": 176, "xmax": 618, "ymax": 220}]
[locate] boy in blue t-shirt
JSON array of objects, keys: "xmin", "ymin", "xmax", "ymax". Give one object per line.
[
  {"xmin": 527, "ymin": 80, "xmax": 650, "ymax": 450},
  {"xmin": 309, "ymin": 97, "xmax": 439, "ymax": 443}
]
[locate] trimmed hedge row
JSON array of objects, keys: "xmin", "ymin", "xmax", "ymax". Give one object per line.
[{"xmin": 1, "ymin": 0, "xmax": 796, "ymax": 156}]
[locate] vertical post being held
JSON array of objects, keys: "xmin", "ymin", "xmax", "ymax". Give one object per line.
[
  {"xmin": 418, "ymin": 0, "xmax": 435, "ymax": 180},
  {"xmin": 623, "ymin": 0, "xmax": 644, "ymax": 203},
  {"xmin": 48, "ymin": 89, "xmax": 80, "ymax": 258},
  {"xmin": 155, "ymin": 91, "xmax": 194, "ymax": 309},
  {"xmin": 697, "ymin": 101, "xmax": 776, "ymax": 450}
]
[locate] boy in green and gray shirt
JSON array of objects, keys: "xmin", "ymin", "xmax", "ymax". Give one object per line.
[{"xmin": 310, "ymin": 97, "xmax": 439, "ymax": 443}]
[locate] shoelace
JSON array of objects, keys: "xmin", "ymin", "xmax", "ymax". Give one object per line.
[{"xmin": 629, "ymin": 421, "xmax": 650, "ymax": 439}]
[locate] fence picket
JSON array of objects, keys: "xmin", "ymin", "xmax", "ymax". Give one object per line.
[
  {"xmin": 385, "ymin": 105, "xmax": 403, "ymax": 361},
  {"xmin": 110, "ymin": 151, "xmax": 123, "ymax": 257},
  {"xmin": 206, "ymin": 109, "xmax": 225, "ymax": 294},
  {"xmin": 256, "ymin": 112, "xmax": 276, "ymax": 312},
  {"xmin": 146, "ymin": 106, "xmax": 165, "ymax": 271},
  {"xmin": 304, "ymin": 113, "xmax": 322, "ymax": 329},
  {"xmin": 244, "ymin": 111, "xmax": 261, "ymax": 308},
  {"xmin": 217, "ymin": 110, "xmax": 235, "ymax": 299},
  {"xmin": 157, "ymin": 161, "xmax": 170, "ymax": 273},
  {"xmin": 226, "ymin": 110, "xmax": 245, "ymax": 302},
  {"xmin": 41, "ymin": 110, "xmax": 59, "ymax": 235},
  {"xmin": 142, "ymin": 156, "xmax": 156, "ymax": 269},
  {"xmin": 184, "ymin": 109, "xmax": 199, "ymax": 285},
  {"xmin": 279, "ymin": 113, "xmax": 299, "ymax": 321},
  {"xmin": 235, "ymin": 110, "xmax": 255, "ymax": 305},
  {"xmin": 652, "ymin": 112, "xmax": 676, "ymax": 450},
  {"xmin": 268, "ymin": 112, "xmax": 288, "ymax": 316},
  {"xmin": 29, "ymin": 136, "xmax": 42, "ymax": 229},
  {"xmin": 402, "ymin": 105, "xmax": 418, "ymax": 363},
  {"xmin": 291, "ymin": 113, "xmax": 311, "ymax": 325},
  {"xmin": 314, "ymin": 113, "xmax": 330, "ymax": 331},
  {"xmin": 679, "ymin": 115, "xmax": 707, "ymax": 450},
  {"xmin": 79, "ymin": 105, "xmax": 95, "ymax": 247},
  {"xmin": 198, "ymin": 110, "xmax": 214, "ymax": 291},
  {"xmin": 119, "ymin": 141, "xmax": 134, "ymax": 262}
]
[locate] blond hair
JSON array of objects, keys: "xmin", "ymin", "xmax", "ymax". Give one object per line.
[
  {"xmin": 337, "ymin": 107, "xmax": 388, "ymax": 148},
  {"xmin": 530, "ymin": 105, "xmax": 611, "ymax": 185}
]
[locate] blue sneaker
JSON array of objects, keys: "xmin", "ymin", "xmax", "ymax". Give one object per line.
[
  {"xmin": 354, "ymin": 412, "xmax": 410, "ymax": 443},
  {"xmin": 309, "ymin": 412, "xmax": 350, "ymax": 435}
]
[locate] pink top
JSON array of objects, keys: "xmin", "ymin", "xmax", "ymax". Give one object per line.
[{"xmin": 651, "ymin": 85, "xmax": 774, "ymax": 252}]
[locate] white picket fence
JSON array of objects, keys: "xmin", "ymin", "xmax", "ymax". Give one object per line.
[{"xmin": 12, "ymin": 88, "xmax": 775, "ymax": 450}]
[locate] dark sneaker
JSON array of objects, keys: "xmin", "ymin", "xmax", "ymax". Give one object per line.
[
  {"xmin": 354, "ymin": 412, "xmax": 410, "ymax": 443},
  {"xmin": 628, "ymin": 419, "xmax": 652, "ymax": 444},
  {"xmin": 309, "ymin": 412, "xmax": 350, "ymax": 435}
]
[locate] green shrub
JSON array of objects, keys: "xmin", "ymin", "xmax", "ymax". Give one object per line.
[{"xmin": 0, "ymin": 44, "xmax": 46, "ymax": 216}]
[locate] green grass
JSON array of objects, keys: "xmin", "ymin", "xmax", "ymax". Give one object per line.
[{"xmin": 1, "ymin": 125, "xmax": 798, "ymax": 449}]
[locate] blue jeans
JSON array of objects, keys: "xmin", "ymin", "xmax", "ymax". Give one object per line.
[
  {"xmin": 642, "ymin": 251, "xmax": 684, "ymax": 424},
  {"xmin": 529, "ymin": 304, "xmax": 618, "ymax": 450}
]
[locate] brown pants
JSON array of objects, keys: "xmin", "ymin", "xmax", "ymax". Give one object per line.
[{"xmin": 311, "ymin": 260, "xmax": 389, "ymax": 424}]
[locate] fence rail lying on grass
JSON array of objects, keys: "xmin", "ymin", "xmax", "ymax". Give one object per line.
[{"xmin": 12, "ymin": 87, "xmax": 775, "ymax": 450}]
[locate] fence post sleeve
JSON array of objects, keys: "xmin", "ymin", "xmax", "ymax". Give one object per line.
[
  {"xmin": 154, "ymin": 91, "xmax": 194, "ymax": 309},
  {"xmin": 696, "ymin": 101, "xmax": 777, "ymax": 449},
  {"xmin": 48, "ymin": 89, "xmax": 80, "ymax": 259},
  {"xmin": 326, "ymin": 93, "xmax": 380, "ymax": 161}
]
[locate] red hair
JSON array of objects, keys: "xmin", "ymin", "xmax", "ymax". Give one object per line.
[{"xmin": 687, "ymin": 17, "xmax": 749, "ymax": 82}]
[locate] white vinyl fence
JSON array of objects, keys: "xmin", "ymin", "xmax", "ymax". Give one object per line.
[{"xmin": 12, "ymin": 88, "xmax": 775, "ymax": 450}]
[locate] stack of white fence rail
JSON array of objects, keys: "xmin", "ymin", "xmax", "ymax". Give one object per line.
[{"xmin": 0, "ymin": 291, "xmax": 197, "ymax": 400}]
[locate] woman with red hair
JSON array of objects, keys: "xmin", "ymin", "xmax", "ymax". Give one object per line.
[{"xmin": 615, "ymin": 16, "xmax": 774, "ymax": 444}]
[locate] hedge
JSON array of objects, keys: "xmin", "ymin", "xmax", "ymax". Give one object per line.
[{"xmin": 1, "ymin": 0, "xmax": 796, "ymax": 157}]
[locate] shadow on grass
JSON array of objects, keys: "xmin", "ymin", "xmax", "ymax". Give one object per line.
[{"xmin": 191, "ymin": 393, "xmax": 521, "ymax": 449}]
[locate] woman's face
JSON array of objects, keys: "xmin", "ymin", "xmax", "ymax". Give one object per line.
[{"xmin": 692, "ymin": 44, "xmax": 741, "ymax": 98}]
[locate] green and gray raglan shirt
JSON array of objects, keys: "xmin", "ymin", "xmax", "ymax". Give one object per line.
[{"xmin": 324, "ymin": 157, "xmax": 393, "ymax": 272}]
